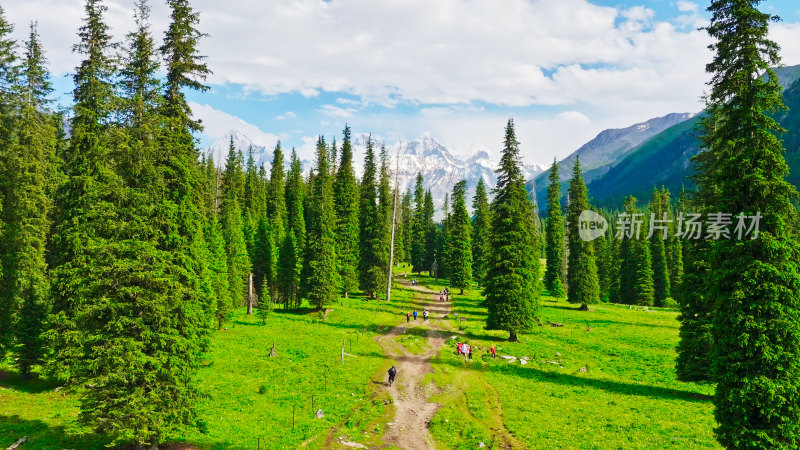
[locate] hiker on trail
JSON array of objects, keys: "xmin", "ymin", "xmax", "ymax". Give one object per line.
[
  {"xmin": 406, "ymin": 312, "xmax": 410, "ymax": 322},
  {"xmin": 463, "ymin": 344, "xmax": 470, "ymax": 358},
  {"xmin": 457, "ymin": 342, "xmax": 463, "ymax": 355},
  {"xmin": 413, "ymin": 310, "xmax": 418, "ymax": 320},
  {"xmin": 439, "ymin": 294, "xmax": 443, "ymax": 302},
  {"xmin": 388, "ymin": 365, "xmax": 397, "ymax": 386},
  {"xmin": 423, "ymin": 310, "xmax": 429, "ymax": 320},
  {"xmin": 490, "ymin": 345, "xmax": 497, "ymax": 358},
  {"xmin": 468, "ymin": 346, "xmax": 473, "ymax": 360}
]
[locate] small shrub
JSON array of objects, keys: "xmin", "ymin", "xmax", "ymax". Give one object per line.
[
  {"xmin": 258, "ymin": 385, "xmax": 267, "ymax": 395},
  {"xmin": 662, "ymin": 298, "xmax": 679, "ymax": 308}
]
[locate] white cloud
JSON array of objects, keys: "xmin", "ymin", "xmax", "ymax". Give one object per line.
[
  {"xmin": 676, "ymin": 1, "xmax": 699, "ymax": 13},
  {"xmin": 190, "ymin": 102, "xmax": 280, "ymax": 149},
  {"xmin": 2, "ymin": 0, "xmax": 717, "ymax": 110},
  {"xmin": 319, "ymin": 104, "xmax": 356, "ymax": 118},
  {"xmin": 5, "ymin": 0, "xmax": 800, "ymax": 167},
  {"xmin": 276, "ymin": 111, "xmax": 297, "ymax": 120}
]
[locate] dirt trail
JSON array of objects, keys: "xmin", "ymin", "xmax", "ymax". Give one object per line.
[{"xmin": 376, "ymin": 282, "xmax": 450, "ymax": 450}]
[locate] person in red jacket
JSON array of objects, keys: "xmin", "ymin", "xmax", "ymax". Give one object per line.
[{"xmin": 490, "ymin": 345, "xmax": 497, "ymax": 358}]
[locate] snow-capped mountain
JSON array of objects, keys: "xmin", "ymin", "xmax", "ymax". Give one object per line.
[
  {"xmin": 205, "ymin": 131, "xmax": 545, "ymax": 212},
  {"xmin": 351, "ymin": 133, "xmax": 544, "ymax": 208}
]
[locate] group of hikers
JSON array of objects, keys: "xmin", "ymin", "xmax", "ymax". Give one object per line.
[
  {"xmin": 438, "ymin": 288, "xmax": 449, "ymax": 302},
  {"xmin": 405, "ymin": 310, "xmax": 429, "ymax": 322},
  {"xmin": 456, "ymin": 342, "xmax": 497, "ymax": 360},
  {"xmin": 388, "ymin": 343, "xmax": 499, "ymax": 384}
]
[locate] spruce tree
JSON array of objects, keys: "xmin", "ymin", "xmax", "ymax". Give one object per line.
[
  {"xmin": 696, "ymin": 1, "xmax": 800, "ymax": 445},
  {"xmin": 544, "ymin": 159, "xmax": 566, "ymax": 296},
  {"xmin": 484, "ymin": 119, "xmax": 540, "ymax": 341},
  {"xmin": 437, "ymin": 193, "xmax": 451, "ymax": 279},
  {"xmin": 358, "ymin": 136, "xmax": 383, "ymax": 297},
  {"xmin": 675, "ymin": 226, "xmax": 713, "ymax": 382},
  {"xmin": 278, "ymin": 150, "xmax": 304, "ymax": 309},
  {"xmin": 410, "ymin": 174, "xmax": 426, "ymax": 273},
  {"xmin": 617, "ymin": 196, "xmax": 638, "ymax": 305},
  {"xmin": 285, "ymin": 149, "xmax": 306, "ymax": 255},
  {"xmin": 649, "ymin": 187, "xmax": 670, "ymax": 305},
  {"xmin": 305, "ymin": 136, "xmax": 338, "ymax": 309},
  {"xmin": 423, "ymin": 191, "xmax": 436, "ymax": 274},
  {"xmin": 401, "ymin": 190, "xmax": 414, "ymax": 265},
  {"xmin": 207, "ymin": 220, "xmax": 232, "ymax": 328},
  {"xmin": 277, "ymin": 230, "xmax": 301, "ymax": 309},
  {"xmin": 10, "ymin": 22, "xmax": 57, "ymax": 376},
  {"xmin": 251, "ymin": 217, "xmax": 275, "ymax": 300},
  {"xmin": 376, "ymin": 145, "xmax": 392, "ymax": 287},
  {"xmin": 666, "ymin": 187, "xmax": 684, "ymax": 298},
  {"xmin": 449, "ymin": 180, "xmax": 472, "ymax": 294},
  {"xmin": 47, "ymin": 0, "xmax": 120, "ymax": 383},
  {"xmin": 267, "ymin": 142, "xmax": 287, "ymax": 235},
  {"xmin": 565, "ymin": 157, "xmax": 600, "ymax": 310},
  {"xmin": 632, "ymin": 236, "xmax": 655, "ymax": 306},
  {"xmin": 471, "ymin": 178, "xmax": 491, "ymax": 287},
  {"xmin": 333, "ymin": 125, "xmax": 359, "ymax": 297},
  {"xmin": 221, "ymin": 142, "xmax": 251, "ymax": 307},
  {"xmin": 0, "ymin": 4, "xmax": 20, "ymax": 363},
  {"xmin": 257, "ymin": 278, "xmax": 271, "ymax": 325}
]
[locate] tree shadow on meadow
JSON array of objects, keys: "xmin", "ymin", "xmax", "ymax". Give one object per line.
[
  {"xmin": 0, "ymin": 370, "xmax": 62, "ymax": 394},
  {"xmin": 361, "ymin": 349, "xmax": 712, "ymax": 404},
  {"xmin": 0, "ymin": 414, "xmax": 108, "ymax": 450}
]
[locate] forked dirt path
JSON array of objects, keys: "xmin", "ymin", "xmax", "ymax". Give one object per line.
[{"xmin": 376, "ymin": 282, "xmax": 450, "ymax": 450}]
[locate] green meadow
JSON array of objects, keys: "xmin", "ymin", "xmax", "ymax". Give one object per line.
[{"xmin": 2, "ymin": 272, "xmax": 716, "ymax": 449}]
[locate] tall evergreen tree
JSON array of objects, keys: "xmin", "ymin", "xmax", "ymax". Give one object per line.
[
  {"xmin": 423, "ymin": 191, "xmax": 436, "ymax": 274},
  {"xmin": 675, "ymin": 219, "xmax": 713, "ymax": 382},
  {"xmin": 267, "ymin": 142, "xmax": 287, "ymax": 234},
  {"xmin": 449, "ymin": 180, "xmax": 472, "ymax": 294},
  {"xmin": 400, "ymin": 190, "xmax": 414, "ymax": 265},
  {"xmin": 9, "ymin": 22, "xmax": 57, "ymax": 376},
  {"xmin": 0, "ymin": 4, "xmax": 20, "ymax": 363},
  {"xmin": 358, "ymin": 136, "xmax": 384, "ymax": 297},
  {"xmin": 277, "ymin": 230, "xmax": 301, "ymax": 309},
  {"xmin": 304, "ymin": 136, "xmax": 338, "ymax": 310},
  {"xmin": 333, "ymin": 125, "xmax": 359, "ymax": 297},
  {"xmin": 544, "ymin": 159, "xmax": 566, "ymax": 297},
  {"xmin": 471, "ymin": 178, "xmax": 490, "ymax": 287},
  {"xmin": 632, "ymin": 234, "xmax": 655, "ymax": 306},
  {"xmin": 695, "ymin": 1, "xmax": 800, "ymax": 446},
  {"xmin": 376, "ymin": 145, "xmax": 392, "ymax": 277},
  {"xmin": 666, "ymin": 188, "xmax": 684, "ymax": 297},
  {"xmin": 207, "ymin": 220, "xmax": 231, "ymax": 328},
  {"xmin": 437, "ymin": 193, "xmax": 451, "ymax": 279},
  {"xmin": 565, "ymin": 157, "xmax": 600, "ymax": 310},
  {"xmin": 278, "ymin": 150, "xmax": 304, "ymax": 309},
  {"xmin": 410, "ymin": 174, "xmax": 426, "ymax": 273},
  {"xmin": 617, "ymin": 196, "xmax": 638, "ymax": 305},
  {"xmin": 484, "ymin": 119, "xmax": 540, "ymax": 341},
  {"xmin": 47, "ymin": 0, "xmax": 120, "ymax": 383},
  {"xmin": 649, "ymin": 187, "xmax": 671, "ymax": 305},
  {"xmin": 221, "ymin": 142, "xmax": 251, "ymax": 307},
  {"xmin": 285, "ymin": 149, "xmax": 306, "ymax": 255}
]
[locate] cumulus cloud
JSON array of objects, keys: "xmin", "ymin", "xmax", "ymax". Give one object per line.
[
  {"xmin": 190, "ymin": 102, "xmax": 281, "ymax": 149},
  {"xmin": 5, "ymin": 0, "xmax": 800, "ymax": 167},
  {"xmin": 276, "ymin": 111, "xmax": 297, "ymax": 120}
]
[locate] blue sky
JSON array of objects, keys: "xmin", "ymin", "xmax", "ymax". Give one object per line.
[{"xmin": 7, "ymin": 0, "xmax": 800, "ymax": 165}]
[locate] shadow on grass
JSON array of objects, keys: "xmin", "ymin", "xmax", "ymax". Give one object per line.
[
  {"xmin": 361, "ymin": 348, "xmax": 712, "ymax": 404},
  {"xmin": 0, "ymin": 415, "xmax": 108, "ymax": 449},
  {"xmin": 0, "ymin": 370, "xmax": 61, "ymax": 394}
]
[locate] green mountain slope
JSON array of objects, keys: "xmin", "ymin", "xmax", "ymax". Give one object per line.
[{"xmin": 584, "ymin": 68, "xmax": 800, "ymax": 207}]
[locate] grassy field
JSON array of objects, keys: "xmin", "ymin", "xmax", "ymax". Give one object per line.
[
  {"xmin": 415, "ymin": 273, "xmax": 718, "ymax": 449},
  {"xmin": 1, "ymin": 269, "xmax": 718, "ymax": 449}
]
